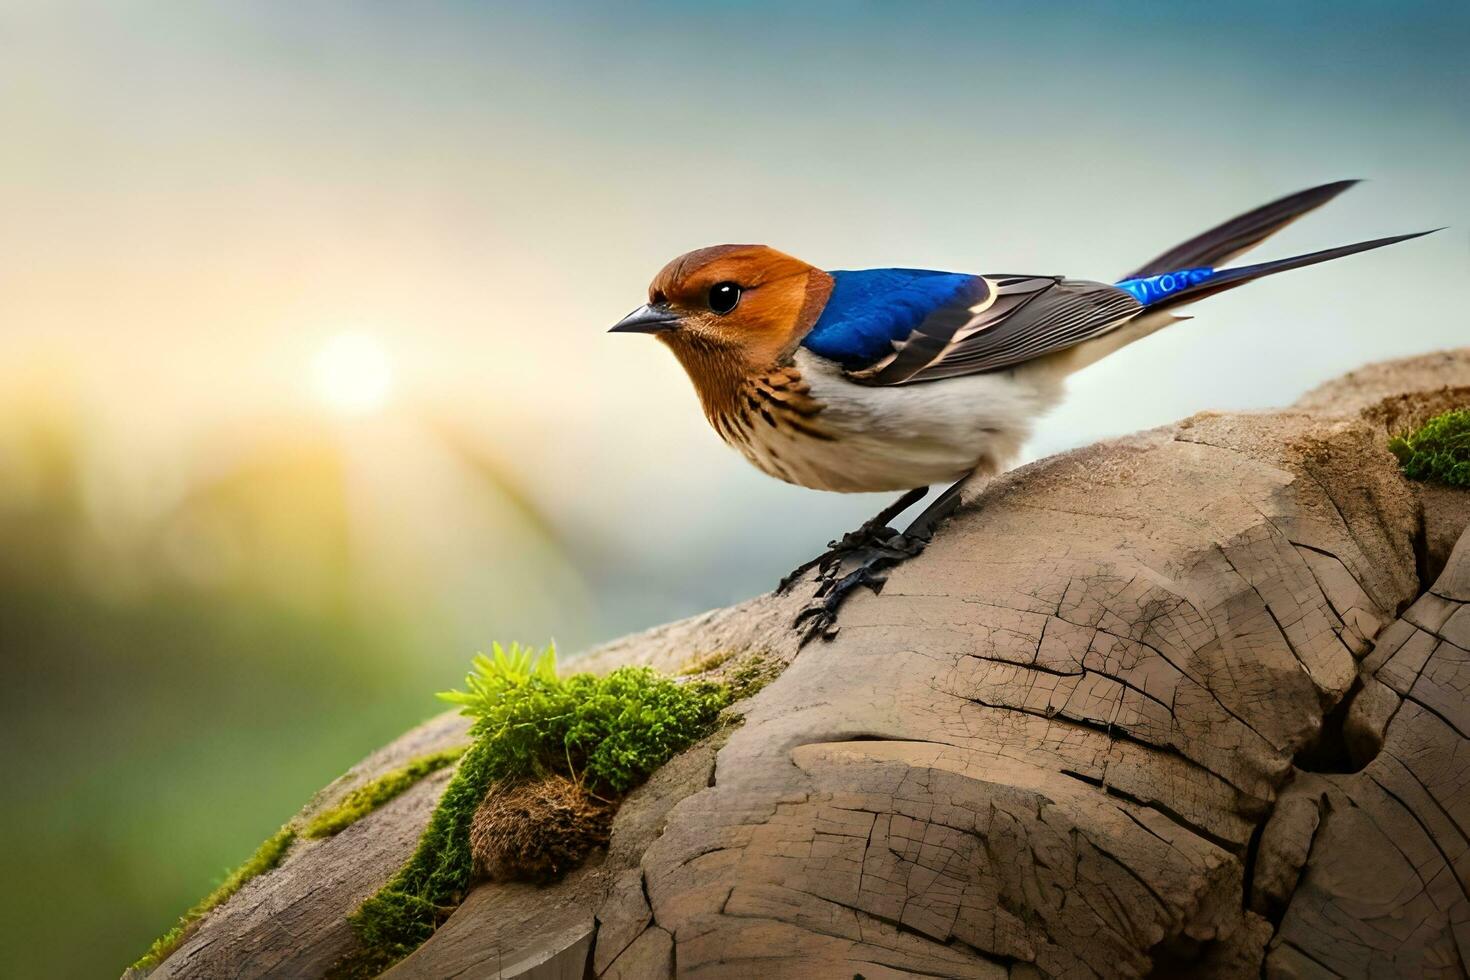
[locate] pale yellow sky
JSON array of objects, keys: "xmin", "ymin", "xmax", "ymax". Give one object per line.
[{"xmin": 2, "ymin": 1, "xmax": 1466, "ymax": 639}]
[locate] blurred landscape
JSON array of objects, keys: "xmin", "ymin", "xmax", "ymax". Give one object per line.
[
  {"xmin": 2, "ymin": 2, "xmax": 1466, "ymax": 976},
  {"xmin": 0, "ymin": 332, "xmax": 868, "ymax": 979},
  {"xmin": 0, "ymin": 366, "xmax": 578, "ymax": 976}
]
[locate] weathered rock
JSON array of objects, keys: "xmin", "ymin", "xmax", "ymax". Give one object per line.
[{"xmin": 135, "ymin": 349, "xmax": 1470, "ymax": 979}]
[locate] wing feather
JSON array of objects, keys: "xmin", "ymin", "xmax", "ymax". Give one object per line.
[{"xmin": 848, "ymin": 277, "xmax": 1142, "ymax": 385}]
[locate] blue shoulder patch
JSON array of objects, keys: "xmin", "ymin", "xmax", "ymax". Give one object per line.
[
  {"xmin": 802, "ymin": 268, "xmax": 979, "ymax": 369},
  {"xmin": 1114, "ymin": 267, "xmax": 1216, "ymax": 306}
]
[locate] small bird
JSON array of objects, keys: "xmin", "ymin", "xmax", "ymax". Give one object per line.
[{"xmin": 610, "ymin": 181, "xmax": 1435, "ymax": 634}]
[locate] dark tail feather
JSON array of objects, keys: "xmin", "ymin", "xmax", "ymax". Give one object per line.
[
  {"xmin": 1146, "ymin": 229, "xmax": 1441, "ymax": 314},
  {"xmin": 1124, "ymin": 180, "xmax": 1360, "ymax": 279}
]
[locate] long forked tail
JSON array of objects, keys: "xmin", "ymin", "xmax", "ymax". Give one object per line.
[
  {"xmin": 1122, "ymin": 179, "xmax": 1360, "ymax": 279},
  {"xmin": 1114, "ymin": 180, "xmax": 1440, "ymax": 314},
  {"xmin": 1051, "ymin": 183, "xmax": 1438, "ymax": 379}
]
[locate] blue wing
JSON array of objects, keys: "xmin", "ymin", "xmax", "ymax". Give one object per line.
[
  {"xmin": 802, "ymin": 268, "xmax": 1144, "ymax": 385},
  {"xmin": 801, "ymin": 269, "xmax": 984, "ymax": 369}
]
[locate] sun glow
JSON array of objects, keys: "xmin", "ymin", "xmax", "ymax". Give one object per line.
[{"xmin": 310, "ymin": 333, "xmax": 395, "ymax": 416}]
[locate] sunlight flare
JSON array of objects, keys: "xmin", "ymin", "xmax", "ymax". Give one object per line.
[{"xmin": 310, "ymin": 332, "xmax": 395, "ymax": 416}]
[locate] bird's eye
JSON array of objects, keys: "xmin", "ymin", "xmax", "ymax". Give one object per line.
[{"xmin": 707, "ymin": 281, "xmax": 742, "ymax": 315}]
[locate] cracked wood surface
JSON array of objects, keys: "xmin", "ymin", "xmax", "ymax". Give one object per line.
[
  {"xmin": 1260, "ymin": 526, "xmax": 1470, "ymax": 978},
  {"xmin": 135, "ymin": 349, "xmax": 1470, "ymax": 979}
]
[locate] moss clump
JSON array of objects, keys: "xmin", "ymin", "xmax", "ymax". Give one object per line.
[
  {"xmin": 439, "ymin": 642, "xmax": 730, "ymax": 793},
  {"xmin": 333, "ymin": 642, "xmax": 729, "ymax": 977},
  {"xmin": 469, "ymin": 774, "xmax": 614, "ymax": 881},
  {"xmin": 130, "ymin": 825, "xmax": 295, "ymax": 972},
  {"xmin": 303, "ymin": 747, "xmax": 466, "ymax": 839},
  {"xmin": 1390, "ymin": 409, "xmax": 1470, "ymax": 487}
]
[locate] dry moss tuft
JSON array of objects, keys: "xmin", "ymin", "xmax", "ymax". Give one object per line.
[{"xmin": 469, "ymin": 775, "xmax": 614, "ymax": 882}]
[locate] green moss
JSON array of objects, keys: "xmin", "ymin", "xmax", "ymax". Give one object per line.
[
  {"xmin": 303, "ymin": 747, "xmax": 466, "ymax": 839},
  {"xmin": 130, "ymin": 825, "xmax": 295, "ymax": 972},
  {"xmin": 439, "ymin": 642, "xmax": 730, "ymax": 793},
  {"xmin": 332, "ymin": 642, "xmax": 730, "ymax": 977},
  {"xmin": 329, "ymin": 736, "xmax": 499, "ymax": 978},
  {"xmin": 678, "ymin": 649, "xmax": 735, "ymax": 675},
  {"xmin": 725, "ymin": 653, "xmax": 781, "ymax": 699},
  {"xmin": 1390, "ymin": 409, "xmax": 1470, "ymax": 487},
  {"xmin": 680, "ymin": 650, "xmax": 783, "ymax": 701}
]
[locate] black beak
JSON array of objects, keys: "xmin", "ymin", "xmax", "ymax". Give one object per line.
[{"xmin": 609, "ymin": 304, "xmax": 681, "ymax": 334}]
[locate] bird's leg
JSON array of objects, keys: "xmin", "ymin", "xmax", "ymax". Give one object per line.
[
  {"xmin": 793, "ymin": 477, "xmax": 971, "ymax": 646},
  {"xmin": 777, "ymin": 486, "xmax": 929, "ymax": 594},
  {"xmin": 833, "ymin": 485, "xmax": 932, "ymax": 550},
  {"xmin": 900, "ymin": 478, "xmax": 965, "ymax": 542}
]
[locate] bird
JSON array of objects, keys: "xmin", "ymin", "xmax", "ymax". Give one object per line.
[{"xmin": 609, "ymin": 181, "xmax": 1436, "ymax": 639}]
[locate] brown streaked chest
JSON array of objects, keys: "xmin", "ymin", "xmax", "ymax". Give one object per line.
[{"xmin": 706, "ymin": 367, "xmax": 836, "ymax": 486}]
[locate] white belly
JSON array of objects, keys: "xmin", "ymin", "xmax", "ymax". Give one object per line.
[{"xmin": 732, "ymin": 350, "xmax": 1063, "ymax": 493}]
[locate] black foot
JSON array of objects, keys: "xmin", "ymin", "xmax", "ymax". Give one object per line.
[
  {"xmin": 793, "ymin": 531, "xmax": 929, "ymax": 646},
  {"xmin": 776, "ymin": 486, "xmax": 928, "ymax": 595},
  {"xmin": 788, "ymin": 477, "xmax": 969, "ymax": 647}
]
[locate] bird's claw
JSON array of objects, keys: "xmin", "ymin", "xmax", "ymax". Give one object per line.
[
  {"xmin": 782, "ymin": 485, "xmax": 950, "ymax": 647},
  {"xmin": 776, "ymin": 525, "xmax": 905, "ymax": 595},
  {"xmin": 792, "ymin": 532, "xmax": 929, "ymax": 647},
  {"xmin": 795, "ymin": 563, "xmax": 887, "ymax": 645},
  {"xmin": 776, "ymin": 487, "xmax": 928, "ymax": 595}
]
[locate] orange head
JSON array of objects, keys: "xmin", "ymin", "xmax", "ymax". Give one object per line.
[{"xmin": 610, "ymin": 245, "xmax": 833, "ymax": 371}]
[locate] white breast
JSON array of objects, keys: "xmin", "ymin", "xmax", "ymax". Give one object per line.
[{"xmin": 732, "ymin": 350, "xmax": 1062, "ymax": 493}]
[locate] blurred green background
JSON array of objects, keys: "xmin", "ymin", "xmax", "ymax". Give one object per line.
[{"xmin": 2, "ymin": 1, "xmax": 1466, "ymax": 976}]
